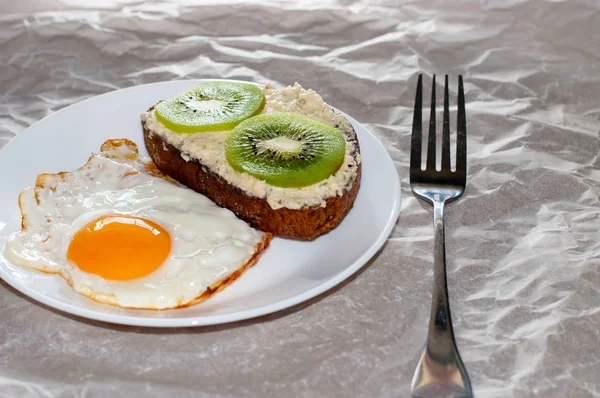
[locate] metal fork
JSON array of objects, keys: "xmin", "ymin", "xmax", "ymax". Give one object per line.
[{"xmin": 409, "ymin": 74, "xmax": 472, "ymax": 398}]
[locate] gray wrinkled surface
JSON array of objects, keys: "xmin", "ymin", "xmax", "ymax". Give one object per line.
[{"xmin": 1, "ymin": 0, "xmax": 599, "ymax": 397}]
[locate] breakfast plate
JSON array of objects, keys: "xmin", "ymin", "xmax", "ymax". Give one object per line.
[{"xmin": 0, "ymin": 80, "xmax": 401, "ymax": 327}]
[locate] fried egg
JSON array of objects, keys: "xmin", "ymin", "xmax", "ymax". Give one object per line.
[{"xmin": 4, "ymin": 139, "xmax": 271, "ymax": 310}]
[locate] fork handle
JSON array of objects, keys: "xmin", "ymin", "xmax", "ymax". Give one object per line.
[
  {"xmin": 411, "ymin": 199, "xmax": 472, "ymax": 398},
  {"xmin": 430, "ymin": 200, "xmax": 457, "ymax": 356}
]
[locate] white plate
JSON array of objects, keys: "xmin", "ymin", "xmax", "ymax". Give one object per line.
[{"xmin": 0, "ymin": 80, "xmax": 401, "ymax": 327}]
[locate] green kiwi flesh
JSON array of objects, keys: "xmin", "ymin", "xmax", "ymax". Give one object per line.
[
  {"xmin": 225, "ymin": 113, "xmax": 347, "ymax": 188},
  {"xmin": 155, "ymin": 81, "xmax": 265, "ymax": 133}
]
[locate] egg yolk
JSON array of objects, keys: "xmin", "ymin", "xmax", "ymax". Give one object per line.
[{"xmin": 67, "ymin": 215, "xmax": 171, "ymax": 280}]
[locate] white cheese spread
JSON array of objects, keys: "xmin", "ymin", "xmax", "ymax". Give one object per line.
[{"xmin": 141, "ymin": 83, "xmax": 360, "ymax": 210}]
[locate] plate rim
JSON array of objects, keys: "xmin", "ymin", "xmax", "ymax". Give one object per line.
[{"xmin": 0, "ymin": 80, "xmax": 401, "ymax": 328}]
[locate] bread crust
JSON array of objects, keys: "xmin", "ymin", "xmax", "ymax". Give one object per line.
[{"xmin": 142, "ymin": 108, "xmax": 361, "ymax": 240}]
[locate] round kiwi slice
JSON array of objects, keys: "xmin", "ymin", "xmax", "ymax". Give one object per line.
[
  {"xmin": 225, "ymin": 113, "xmax": 347, "ymax": 188},
  {"xmin": 155, "ymin": 81, "xmax": 265, "ymax": 133}
]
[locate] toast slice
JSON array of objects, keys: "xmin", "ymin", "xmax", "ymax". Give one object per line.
[{"xmin": 142, "ymin": 83, "xmax": 361, "ymax": 240}]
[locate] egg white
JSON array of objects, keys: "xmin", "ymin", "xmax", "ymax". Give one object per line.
[{"xmin": 4, "ymin": 140, "xmax": 268, "ymax": 310}]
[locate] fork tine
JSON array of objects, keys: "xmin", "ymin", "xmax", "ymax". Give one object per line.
[
  {"xmin": 441, "ymin": 75, "xmax": 451, "ymax": 171},
  {"xmin": 410, "ymin": 74, "xmax": 423, "ymax": 172},
  {"xmin": 456, "ymin": 75, "xmax": 467, "ymax": 174},
  {"xmin": 426, "ymin": 75, "xmax": 436, "ymax": 171}
]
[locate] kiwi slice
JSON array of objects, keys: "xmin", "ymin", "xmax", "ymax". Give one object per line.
[
  {"xmin": 225, "ymin": 113, "xmax": 347, "ymax": 188},
  {"xmin": 155, "ymin": 81, "xmax": 265, "ymax": 133}
]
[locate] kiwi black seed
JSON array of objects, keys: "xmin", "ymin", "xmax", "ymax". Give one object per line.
[
  {"xmin": 225, "ymin": 113, "xmax": 347, "ymax": 188},
  {"xmin": 155, "ymin": 81, "xmax": 265, "ymax": 134}
]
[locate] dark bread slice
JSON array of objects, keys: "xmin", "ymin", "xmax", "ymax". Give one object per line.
[{"xmin": 142, "ymin": 106, "xmax": 361, "ymax": 240}]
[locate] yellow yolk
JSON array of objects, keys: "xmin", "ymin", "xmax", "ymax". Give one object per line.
[{"xmin": 67, "ymin": 215, "xmax": 171, "ymax": 280}]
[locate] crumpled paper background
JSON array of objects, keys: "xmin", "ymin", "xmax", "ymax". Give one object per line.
[{"xmin": 1, "ymin": 1, "xmax": 599, "ymax": 397}]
